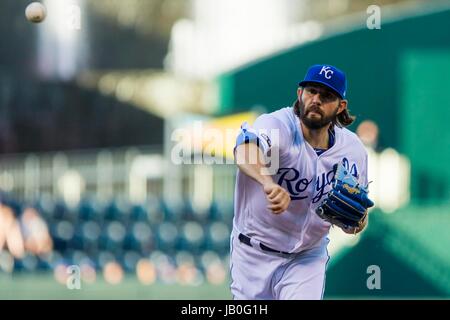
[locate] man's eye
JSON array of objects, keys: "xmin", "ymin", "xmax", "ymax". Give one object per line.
[{"xmin": 308, "ymin": 88, "xmax": 317, "ymax": 94}]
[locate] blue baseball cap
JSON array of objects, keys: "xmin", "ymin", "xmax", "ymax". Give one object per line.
[{"xmin": 299, "ymin": 64, "xmax": 347, "ymax": 99}]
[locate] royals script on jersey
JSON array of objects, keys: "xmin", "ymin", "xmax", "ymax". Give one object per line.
[{"xmin": 233, "ymin": 107, "xmax": 369, "ymax": 253}]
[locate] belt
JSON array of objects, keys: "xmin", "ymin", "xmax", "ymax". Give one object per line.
[{"xmin": 238, "ymin": 233, "xmax": 292, "ymax": 255}]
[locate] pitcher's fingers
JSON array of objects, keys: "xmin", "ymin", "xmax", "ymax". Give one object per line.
[
  {"xmin": 267, "ymin": 188, "xmax": 279, "ymax": 200},
  {"xmin": 267, "ymin": 203, "xmax": 282, "ymax": 211},
  {"xmin": 270, "ymin": 192, "xmax": 285, "ymax": 204},
  {"xmin": 272, "ymin": 207, "xmax": 285, "ymax": 215}
]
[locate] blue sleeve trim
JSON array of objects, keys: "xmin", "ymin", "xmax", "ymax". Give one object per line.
[{"xmin": 235, "ymin": 131, "xmax": 260, "ymax": 148}]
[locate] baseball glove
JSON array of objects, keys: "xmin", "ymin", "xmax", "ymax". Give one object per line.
[{"xmin": 316, "ymin": 161, "xmax": 374, "ymax": 231}]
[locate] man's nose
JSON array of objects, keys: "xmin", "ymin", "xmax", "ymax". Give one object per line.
[{"xmin": 311, "ymin": 93, "xmax": 322, "ymax": 104}]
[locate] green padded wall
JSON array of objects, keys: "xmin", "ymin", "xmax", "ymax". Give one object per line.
[{"xmin": 400, "ymin": 51, "xmax": 450, "ymax": 202}]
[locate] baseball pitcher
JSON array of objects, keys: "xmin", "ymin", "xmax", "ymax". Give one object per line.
[{"xmin": 231, "ymin": 64, "xmax": 374, "ymax": 300}]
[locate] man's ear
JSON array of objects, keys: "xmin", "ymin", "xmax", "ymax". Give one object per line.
[
  {"xmin": 297, "ymin": 87, "xmax": 303, "ymax": 99},
  {"xmin": 337, "ymin": 99, "xmax": 348, "ymax": 114}
]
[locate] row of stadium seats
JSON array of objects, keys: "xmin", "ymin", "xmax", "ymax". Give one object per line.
[
  {"xmin": 0, "ymin": 193, "xmax": 234, "ymax": 277},
  {"xmin": 34, "ymin": 198, "xmax": 234, "ymax": 224},
  {"xmin": 50, "ymin": 219, "xmax": 231, "ymax": 255}
]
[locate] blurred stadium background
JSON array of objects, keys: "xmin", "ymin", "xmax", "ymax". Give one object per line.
[{"xmin": 0, "ymin": 0, "xmax": 449, "ymax": 299}]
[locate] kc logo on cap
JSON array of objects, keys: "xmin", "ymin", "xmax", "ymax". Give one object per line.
[
  {"xmin": 299, "ymin": 64, "xmax": 347, "ymax": 99},
  {"xmin": 319, "ymin": 66, "xmax": 334, "ymax": 79}
]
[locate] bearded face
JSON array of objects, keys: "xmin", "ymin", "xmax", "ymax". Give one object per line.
[{"xmin": 298, "ymin": 86, "xmax": 341, "ymax": 130}]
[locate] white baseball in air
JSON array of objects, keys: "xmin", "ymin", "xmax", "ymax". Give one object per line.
[{"xmin": 25, "ymin": 2, "xmax": 47, "ymax": 23}]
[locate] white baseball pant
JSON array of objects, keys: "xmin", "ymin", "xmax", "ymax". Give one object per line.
[{"xmin": 230, "ymin": 233, "xmax": 330, "ymax": 300}]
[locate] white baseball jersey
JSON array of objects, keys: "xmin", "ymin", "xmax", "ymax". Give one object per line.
[
  {"xmin": 230, "ymin": 106, "xmax": 369, "ymax": 300},
  {"xmin": 233, "ymin": 106, "xmax": 368, "ymax": 254}
]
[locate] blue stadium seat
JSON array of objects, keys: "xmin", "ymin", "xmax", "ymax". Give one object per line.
[
  {"xmin": 130, "ymin": 204, "xmax": 148, "ymax": 222},
  {"xmin": 98, "ymin": 221, "xmax": 126, "ymax": 254},
  {"xmin": 33, "ymin": 196, "xmax": 55, "ymax": 222},
  {"xmin": 159, "ymin": 199, "xmax": 185, "ymax": 222},
  {"xmin": 96, "ymin": 251, "xmax": 116, "ymax": 270},
  {"xmin": 178, "ymin": 221, "xmax": 206, "ymax": 253},
  {"xmin": 205, "ymin": 222, "xmax": 230, "ymax": 254},
  {"xmin": 40, "ymin": 251, "xmax": 64, "ymax": 270},
  {"xmin": 82, "ymin": 221, "xmax": 101, "ymax": 243},
  {"xmin": 121, "ymin": 251, "xmax": 141, "ymax": 272},
  {"xmin": 155, "ymin": 222, "xmax": 179, "ymax": 252},
  {"xmin": 182, "ymin": 198, "xmax": 195, "ymax": 220},
  {"xmin": 63, "ymin": 249, "xmax": 76, "ymax": 266},
  {"xmin": 52, "ymin": 201, "xmax": 70, "ymax": 221},
  {"xmin": 69, "ymin": 227, "xmax": 85, "ymax": 251},
  {"xmin": 69, "ymin": 221, "xmax": 100, "ymax": 254},
  {"xmin": 78, "ymin": 199, "xmax": 99, "ymax": 222},
  {"xmin": 51, "ymin": 220, "xmax": 75, "ymax": 252},
  {"xmin": 123, "ymin": 233, "xmax": 139, "ymax": 252},
  {"xmin": 123, "ymin": 222, "xmax": 154, "ymax": 254},
  {"xmin": 14, "ymin": 254, "xmax": 39, "ymax": 272},
  {"xmin": 208, "ymin": 201, "xmax": 222, "ymax": 221},
  {"xmin": 103, "ymin": 201, "xmax": 123, "ymax": 222}
]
